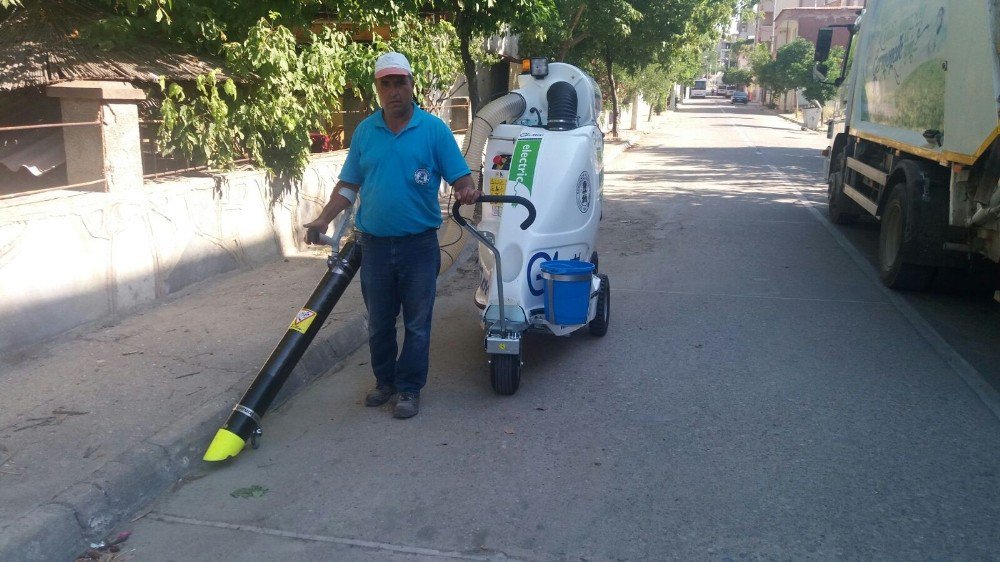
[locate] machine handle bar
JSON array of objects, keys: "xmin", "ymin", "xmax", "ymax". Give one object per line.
[{"xmin": 451, "ymin": 195, "xmax": 536, "ymax": 230}]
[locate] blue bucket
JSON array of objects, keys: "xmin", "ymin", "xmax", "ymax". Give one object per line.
[{"xmin": 540, "ymin": 260, "xmax": 595, "ymax": 325}]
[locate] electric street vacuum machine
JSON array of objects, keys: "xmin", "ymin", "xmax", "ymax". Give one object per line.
[
  {"xmin": 454, "ymin": 59, "xmax": 611, "ymax": 395},
  {"xmin": 203, "ymin": 58, "xmax": 610, "ymax": 461}
]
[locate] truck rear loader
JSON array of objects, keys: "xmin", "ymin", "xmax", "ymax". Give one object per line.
[{"xmin": 816, "ymin": 0, "xmax": 1000, "ymax": 291}]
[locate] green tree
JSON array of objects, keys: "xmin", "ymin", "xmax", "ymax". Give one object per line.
[
  {"xmin": 45, "ymin": 0, "xmax": 465, "ymax": 179},
  {"xmin": 520, "ymin": 0, "xmax": 642, "ymax": 136},
  {"xmin": 722, "ymin": 67, "xmax": 752, "ymax": 88},
  {"xmin": 768, "ymin": 39, "xmax": 811, "ymax": 99},
  {"xmin": 431, "ymin": 0, "xmax": 555, "ymax": 115},
  {"xmin": 755, "ymin": 38, "xmax": 844, "ymax": 106},
  {"xmin": 524, "ymin": 0, "xmax": 738, "ymax": 136},
  {"xmin": 158, "ymin": 19, "xmax": 356, "ymax": 178},
  {"xmin": 341, "ymin": 15, "xmax": 463, "ymax": 112},
  {"xmin": 618, "ymin": 63, "xmax": 676, "ymax": 119}
]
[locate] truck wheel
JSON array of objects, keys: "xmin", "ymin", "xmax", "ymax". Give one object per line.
[
  {"xmin": 828, "ymin": 152, "xmax": 860, "ymax": 224},
  {"xmin": 588, "ymin": 274, "xmax": 610, "ymax": 337},
  {"xmin": 490, "ymin": 353, "xmax": 521, "ymax": 395},
  {"xmin": 878, "ymin": 184, "xmax": 935, "ymax": 290}
]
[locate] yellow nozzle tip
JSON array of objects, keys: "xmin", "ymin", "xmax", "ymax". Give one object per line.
[{"xmin": 203, "ymin": 428, "xmax": 246, "ymax": 462}]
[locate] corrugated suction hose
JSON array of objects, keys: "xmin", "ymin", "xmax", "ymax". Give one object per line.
[
  {"xmin": 546, "ymin": 81, "xmax": 578, "ymax": 131},
  {"xmin": 441, "ymin": 93, "xmax": 526, "ymax": 274},
  {"xmin": 461, "ymin": 92, "xmax": 527, "ymax": 188}
]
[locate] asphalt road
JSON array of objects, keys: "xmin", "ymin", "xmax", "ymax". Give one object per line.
[{"xmin": 121, "ymin": 99, "xmax": 1000, "ymax": 561}]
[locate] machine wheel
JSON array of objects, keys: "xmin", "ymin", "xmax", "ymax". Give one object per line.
[
  {"xmin": 490, "ymin": 353, "xmax": 521, "ymax": 395},
  {"xmin": 828, "ymin": 152, "xmax": 861, "ymax": 224},
  {"xmin": 878, "ymin": 184, "xmax": 935, "ymax": 290},
  {"xmin": 590, "ymin": 251, "xmax": 599, "ymax": 274},
  {"xmin": 589, "ymin": 274, "xmax": 610, "ymax": 337}
]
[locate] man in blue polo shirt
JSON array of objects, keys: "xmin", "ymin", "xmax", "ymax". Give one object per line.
[{"xmin": 304, "ymin": 52, "xmax": 479, "ymax": 419}]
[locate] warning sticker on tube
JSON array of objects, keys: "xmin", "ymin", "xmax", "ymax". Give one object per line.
[{"xmin": 289, "ymin": 308, "xmax": 318, "ymax": 334}]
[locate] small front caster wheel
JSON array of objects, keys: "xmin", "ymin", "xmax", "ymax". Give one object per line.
[
  {"xmin": 589, "ymin": 274, "xmax": 610, "ymax": 337},
  {"xmin": 489, "ymin": 353, "xmax": 521, "ymax": 395}
]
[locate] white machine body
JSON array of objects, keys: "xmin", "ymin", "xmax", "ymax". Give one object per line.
[{"xmin": 473, "ymin": 63, "xmax": 605, "ymax": 335}]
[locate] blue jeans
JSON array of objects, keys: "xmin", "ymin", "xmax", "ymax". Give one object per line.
[{"xmin": 357, "ymin": 229, "xmax": 440, "ymax": 395}]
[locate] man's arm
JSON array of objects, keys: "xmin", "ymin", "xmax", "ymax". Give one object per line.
[
  {"xmin": 303, "ymin": 181, "xmax": 359, "ymax": 242},
  {"xmin": 452, "ymin": 174, "xmax": 480, "ymax": 205}
]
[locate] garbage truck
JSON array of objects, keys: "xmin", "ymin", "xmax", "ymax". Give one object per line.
[{"xmin": 815, "ymin": 0, "xmax": 1000, "ymax": 291}]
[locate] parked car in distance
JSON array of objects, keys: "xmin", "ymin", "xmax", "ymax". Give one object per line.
[{"xmin": 731, "ymin": 91, "xmax": 749, "ymax": 104}]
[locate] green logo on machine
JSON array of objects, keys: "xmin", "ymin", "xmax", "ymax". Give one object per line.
[{"xmin": 509, "ymin": 133, "xmax": 542, "ymax": 194}]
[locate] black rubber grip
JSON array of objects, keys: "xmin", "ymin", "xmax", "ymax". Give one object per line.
[
  {"xmin": 451, "ymin": 195, "xmax": 536, "ymax": 230},
  {"xmin": 306, "ymin": 228, "xmax": 323, "ymax": 245}
]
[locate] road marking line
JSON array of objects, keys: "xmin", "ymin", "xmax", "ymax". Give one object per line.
[
  {"xmin": 147, "ymin": 512, "xmax": 500, "ymax": 560},
  {"xmin": 615, "ymin": 287, "xmax": 890, "ymax": 305},
  {"xmin": 757, "ymin": 159, "xmax": 1000, "ymax": 422},
  {"xmin": 722, "ymin": 107, "xmax": 763, "ymax": 154}
]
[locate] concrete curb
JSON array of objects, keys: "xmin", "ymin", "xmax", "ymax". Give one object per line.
[
  {"xmin": 0, "ymin": 238, "xmax": 477, "ymax": 562},
  {"xmin": 770, "ymin": 110, "xmax": 824, "ymax": 134}
]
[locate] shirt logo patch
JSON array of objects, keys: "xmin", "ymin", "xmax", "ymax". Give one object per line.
[{"xmin": 413, "ymin": 168, "xmax": 431, "ymax": 185}]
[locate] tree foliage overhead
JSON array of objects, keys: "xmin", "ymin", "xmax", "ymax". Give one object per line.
[
  {"xmin": 4, "ymin": 0, "xmax": 744, "ymax": 174},
  {"xmin": 93, "ymin": 0, "xmax": 555, "ymax": 177},
  {"xmin": 432, "ymin": 0, "xmax": 555, "ymax": 115},
  {"xmin": 522, "ymin": 0, "xmax": 739, "ymax": 137},
  {"xmin": 751, "ymin": 38, "xmax": 844, "ymax": 105},
  {"xmin": 43, "ymin": 0, "xmax": 471, "ymax": 179}
]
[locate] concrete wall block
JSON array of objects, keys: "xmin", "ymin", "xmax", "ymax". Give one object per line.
[
  {"xmin": 0, "ymin": 209, "xmax": 112, "ymax": 351},
  {"xmin": 145, "ymin": 186, "xmax": 204, "ymax": 287},
  {"xmin": 218, "ymin": 174, "xmax": 280, "ymax": 267},
  {"xmin": 1, "ymin": 154, "xmax": 349, "ymax": 355},
  {"xmin": 145, "ymin": 180, "xmax": 276, "ymax": 296},
  {"xmin": 107, "ymin": 198, "xmax": 157, "ymax": 312},
  {"xmin": 60, "ymin": 99, "xmax": 104, "ymax": 188},
  {"xmin": 101, "ymin": 103, "xmax": 143, "ymax": 191}
]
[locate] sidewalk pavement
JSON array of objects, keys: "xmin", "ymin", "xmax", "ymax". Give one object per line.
[
  {"xmin": 770, "ymin": 108, "xmax": 825, "ymax": 133},
  {"xmin": 0, "ymin": 132, "xmax": 645, "ymax": 562}
]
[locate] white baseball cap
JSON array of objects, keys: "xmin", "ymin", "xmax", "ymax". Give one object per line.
[{"xmin": 374, "ymin": 52, "xmax": 412, "ymax": 79}]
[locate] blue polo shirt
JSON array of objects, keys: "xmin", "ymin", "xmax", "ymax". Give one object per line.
[{"xmin": 339, "ymin": 103, "xmax": 471, "ymax": 237}]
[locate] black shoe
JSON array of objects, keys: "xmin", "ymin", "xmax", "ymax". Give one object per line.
[
  {"xmin": 364, "ymin": 385, "xmax": 396, "ymax": 407},
  {"xmin": 393, "ymin": 392, "xmax": 420, "ymax": 419}
]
